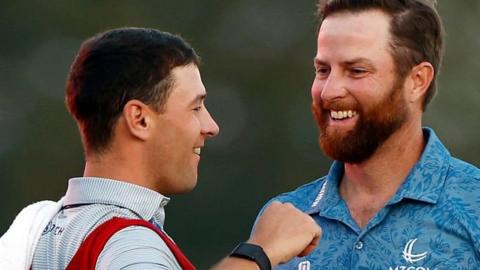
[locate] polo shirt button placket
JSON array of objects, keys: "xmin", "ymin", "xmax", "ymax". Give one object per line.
[{"xmin": 355, "ymin": 241, "xmax": 364, "ymax": 250}]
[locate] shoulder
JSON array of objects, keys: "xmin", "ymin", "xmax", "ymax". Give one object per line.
[
  {"xmin": 267, "ymin": 176, "xmax": 327, "ymax": 212},
  {"xmin": 434, "ymin": 157, "xmax": 480, "ymax": 250},
  {"xmin": 35, "ymin": 204, "xmax": 144, "ymax": 267},
  {"xmin": 252, "ymin": 177, "xmax": 327, "ymax": 233},
  {"xmin": 447, "ymin": 157, "xmax": 480, "ymax": 181},
  {"xmin": 440, "ymin": 157, "xmax": 480, "ymax": 220},
  {"xmin": 443, "ymin": 157, "xmax": 480, "ymax": 196}
]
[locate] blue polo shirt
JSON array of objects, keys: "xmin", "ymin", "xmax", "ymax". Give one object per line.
[{"xmin": 266, "ymin": 128, "xmax": 480, "ymax": 270}]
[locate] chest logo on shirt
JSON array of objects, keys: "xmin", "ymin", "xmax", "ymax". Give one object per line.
[
  {"xmin": 41, "ymin": 221, "xmax": 65, "ymax": 236},
  {"xmin": 298, "ymin": 260, "xmax": 310, "ymax": 270},
  {"xmin": 389, "ymin": 239, "xmax": 437, "ymax": 270},
  {"xmin": 402, "ymin": 238, "xmax": 428, "ymax": 263}
]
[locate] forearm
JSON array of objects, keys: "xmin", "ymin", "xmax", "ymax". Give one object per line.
[
  {"xmin": 210, "ymin": 257, "xmax": 260, "ymax": 270},
  {"xmin": 211, "ymin": 201, "xmax": 322, "ymax": 270}
]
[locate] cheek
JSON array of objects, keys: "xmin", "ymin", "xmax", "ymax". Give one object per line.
[
  {"xmin": 344, "ymin": 79, "xmax": 381, "ymax": 104},
  {"xmin": 173, "ymin": 114, "xmax": 198, "ymax": 132},
  {"xmin": 178, "ymin": 116, "xmax": 202, "ymax": 144},
  {"xmin": 189, "ymin": 116, "xmax": 202, "ymax": 133},
  {"xmin": 311, "ymin": 79, "xmax": 324, "ymax": 103}
]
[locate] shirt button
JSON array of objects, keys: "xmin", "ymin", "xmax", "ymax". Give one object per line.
[{"xmin": 355, "ymin": 241, "xmax": 364, "ymax": 250}]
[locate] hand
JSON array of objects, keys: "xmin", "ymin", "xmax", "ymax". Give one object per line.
[{"xmin": 247, "ymin": 201, "xmax": 321, "ymax": 266}]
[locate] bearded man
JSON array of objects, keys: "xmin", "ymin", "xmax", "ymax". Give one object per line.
[{"xmin": 257, "ymin": 1, "xmax": 480, "ymax": 269}]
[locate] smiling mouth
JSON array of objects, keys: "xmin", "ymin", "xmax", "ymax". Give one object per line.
[
  {"xmin": 193, "ymin": 147, "xmax": 201, "ymax": 156},
  {"xmin": 330, "ymin": 110, "xmax": 357, "ymax": 120}
]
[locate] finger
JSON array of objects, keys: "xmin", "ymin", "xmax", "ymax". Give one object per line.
[
  {"xmin": 298, "ymin": 236, "xmax": 320, "ymax": 257},
  {"xmin": 270, "ymin": 200, "xmax": 282, "ymax": 206}
]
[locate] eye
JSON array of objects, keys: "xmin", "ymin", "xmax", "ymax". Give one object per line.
[
  {"xmin": 315, "ymin": 66, "xmax": 330, "ymax": 78},
  {"xmin": 193, "ymin": 102, "xmax": 205, "ymax": 112},
  {"xmin": 348, "ymin": 67, "xmax": 368, "ymax": 78}
]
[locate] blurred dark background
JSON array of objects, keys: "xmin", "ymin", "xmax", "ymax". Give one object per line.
[{"xmin": 0, "ymin": 1, "xmax": 479, "ymax": 268}]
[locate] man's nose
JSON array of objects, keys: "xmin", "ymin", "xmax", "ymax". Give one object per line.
[
  {"xmin": 201, "ymin": 109, "xmax": 220, "ymax": 138},
  {"xmin": 320, "ymin": 71, "xmax": 348, "ymax": 102}
]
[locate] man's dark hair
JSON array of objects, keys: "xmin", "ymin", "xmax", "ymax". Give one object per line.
[
  {"xmin": 66, "ymin": 27, "xmax": 200, "ymax": 154},
  {"xmin": 317, "ymin": 0, "xmax": 444, "ymax": 110}
]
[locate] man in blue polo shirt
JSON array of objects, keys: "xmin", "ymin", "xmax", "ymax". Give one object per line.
[{"xmin": 258, "ymin": 0, "xmax": 480, "ymax": 269}]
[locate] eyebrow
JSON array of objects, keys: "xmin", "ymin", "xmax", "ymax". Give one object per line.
[
  {"xmin": 313, "ymin": 57, "xmax": 374, "ymax": 67},
  {"xmin": 188, "ymin": 94, "xmax": 206, "ymax": 106},
  {"xmin": 313, "ymin": 58, "xmax": 327, "ymax": 66},
  {"xmin": 343, "ymin": 57, "xmax": 374, "ymax": 66}
]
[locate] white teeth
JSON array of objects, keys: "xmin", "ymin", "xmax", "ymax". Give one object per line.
[
  {"xmin": 194, "ymin": 148, "xmax": 201, "ymax": 155},
  {"xmin": 330, "ymin": 110, "xmax": 357, "ymax": 120}
]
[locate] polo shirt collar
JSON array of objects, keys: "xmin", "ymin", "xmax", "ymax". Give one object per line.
[
  {"xmin": 306, "ymin": 161, "xmax": 344, "ymax": 216},
  {"xmin": 307, "ymin": 127, "xmax": 450, "ymax": 216},
  {"xmin": 388, "ymin": 128, "xmax": 450, "ymax": 205},
  {"xmin": 63, "ymin": 177, "xmax": 170, "ymax": 226}
]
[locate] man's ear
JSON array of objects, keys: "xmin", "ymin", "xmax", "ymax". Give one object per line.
[
  {"xmin": 122, "ymin": 100, "xmax": 153, "ymax": 141},
  {"xmin": 407, "ymin": 62, "xmax": 434, "ymax": 103}
]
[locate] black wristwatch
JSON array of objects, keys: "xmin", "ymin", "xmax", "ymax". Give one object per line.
[{"xmin": 229, "ymin": 242, "xmax": 272, "ymax": 270}]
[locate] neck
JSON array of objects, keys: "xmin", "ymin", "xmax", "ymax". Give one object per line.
[
  {"xmin": 339, "ymin": 119, "xmax": 425, "ymax": 228},
  {"xmin": 343, "ymin": 121, "xmax": 424, "ymax": 195},
  {"xmin": 83, "ymin": 144, "xmax": 152, "ymax": 189}
]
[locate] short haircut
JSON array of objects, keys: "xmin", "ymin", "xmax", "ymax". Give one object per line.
[
  {"xmin": 317, "ymin": 0, "xmax": 444, "ymax": 110},
  {"xmin": 66, "ymin": 27, "xmax": 200, "ymax": 154}
]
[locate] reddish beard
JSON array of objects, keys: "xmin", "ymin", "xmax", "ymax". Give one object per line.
[{"xmin": 312, "ymin": 84, "xmax": 409, "ymax": 163}]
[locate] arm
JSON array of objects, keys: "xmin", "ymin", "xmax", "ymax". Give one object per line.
[{"xmin": 211, "ymin": 201, "xmax": 321, "ymax": 270}]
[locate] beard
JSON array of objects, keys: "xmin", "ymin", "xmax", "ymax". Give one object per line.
[{"xmin": 312, "ymin": 80, "xmax": 409, "ymax": 164}]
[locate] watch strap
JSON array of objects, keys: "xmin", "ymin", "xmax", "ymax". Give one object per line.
[{"xmin": 229, "ymin": 242, "xmax": 272, "ymax": 270}]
